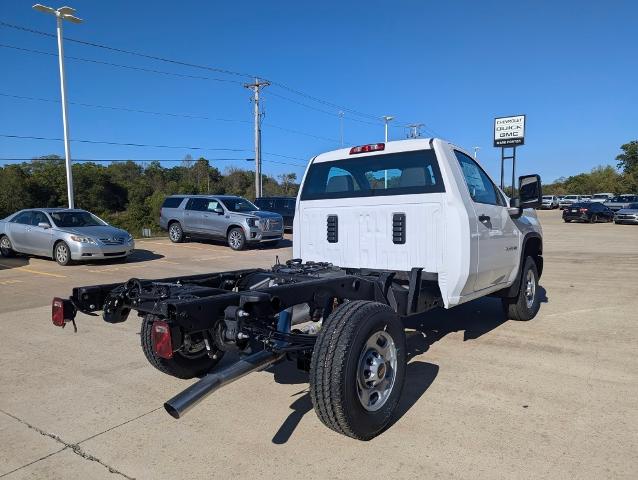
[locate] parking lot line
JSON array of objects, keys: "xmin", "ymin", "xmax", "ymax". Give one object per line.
[{"xmin": 0, "ymin": 263, "xmax": 67, "ymax": 278}]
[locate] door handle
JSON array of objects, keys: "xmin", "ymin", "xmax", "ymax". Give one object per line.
[{"xmin": 478, "ymin": 214, "xmax": 491, "ymax": 224}]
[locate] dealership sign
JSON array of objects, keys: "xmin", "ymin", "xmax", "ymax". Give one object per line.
[{"xmin": 493, "ymin": 115, "xmax": 525, "ymax": 147}]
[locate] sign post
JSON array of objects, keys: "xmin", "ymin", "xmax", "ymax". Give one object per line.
[{"xmin": 494, "ymin": 115, "xmax": 525, "ymax": 195}]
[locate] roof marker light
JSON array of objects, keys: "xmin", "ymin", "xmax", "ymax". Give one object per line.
[{"xmin": 349, "ymin": 143, "xmax": 385, "ymax": 155}]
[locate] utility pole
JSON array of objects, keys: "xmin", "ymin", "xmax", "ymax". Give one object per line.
[
  {"xmin": 244, "ymin": 78, "xmax": 270, "ymax": 198},
  {"xmin": 33, "ymin": 4, "xmax": 82, "ymax": 209},
  {"xmin": 407, "ymin": 123, "xmax": 424, "ymax": 139},
  {"xmin": 338, "ymin": 111, "xmax": 344, "ymax": 147}
]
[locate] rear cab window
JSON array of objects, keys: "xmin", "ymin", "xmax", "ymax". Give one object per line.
[{"xmin": 300, "ymin": 149, "xmax": 444, "ymax": 200}]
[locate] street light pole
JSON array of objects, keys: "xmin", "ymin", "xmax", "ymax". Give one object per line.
[
  {"xmin": 33, "ymin": 4, "xmax": 82, "ymax": 209},
  {"xmin": 382, "ymin": 115, "xmax": 394, "ymax": 143},
  {"xmin": 473, "ymin": 146, "xmax": 480, "ymax": 159}
]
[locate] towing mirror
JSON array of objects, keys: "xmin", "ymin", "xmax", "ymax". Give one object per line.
[{"xmin": 519, "ymin": 174, "xmax": 542, "ymax": 209}]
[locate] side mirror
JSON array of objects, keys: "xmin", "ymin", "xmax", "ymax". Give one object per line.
[
  {"xmin": 38, "ymin": 222, "xmax": 51, "ymax": 229},
  {"xmin": 519, "ymin": 174, "xmax": 542, "ymax": 209},
  {"xmin": 213, "ymin": 207, "xmax": 224, "ymax": 215}
]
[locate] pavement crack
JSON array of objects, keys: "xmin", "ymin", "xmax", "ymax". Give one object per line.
[{"xmin": 0, "ymin": 409, "xmax": 135, "ymax": 479}]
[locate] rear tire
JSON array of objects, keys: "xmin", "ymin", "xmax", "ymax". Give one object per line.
[
  {"xmin": 502, "ymin": 257, "xmax": 540, "ymax": 321},
  {"xmin": 0, "ymin": 235, "xmax": 14, "ymax": 257},
  {"xmin": 141, "ymin": 315, "xmax": 223, "ymax": 379},
  {"xmin": 590, "ymin": 214, "xmax": 598, "ymax": 224},
  {"xmin": 168, "ymin": 222, "xmax": 184, "ymax": 243},
  {"xmin": 53, "ymin": 241, "xmax": 72, "ymax": 266},
  {"xmin": 563, "ymin": 219, "xmax": 571, "ymax": 223},
  {"xmin": 309, "ymin": 300, "xmax": 407, "ymax": 440}
]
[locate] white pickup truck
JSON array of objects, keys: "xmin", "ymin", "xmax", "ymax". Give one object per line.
[{"xmin": 53, "ymin": 138, "xmax": 543, "ymax": 441}]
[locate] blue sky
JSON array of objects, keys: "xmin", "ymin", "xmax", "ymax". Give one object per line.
[{"xmin": 1, "ymin": 0, "xmax": 636, "ymax": 184}]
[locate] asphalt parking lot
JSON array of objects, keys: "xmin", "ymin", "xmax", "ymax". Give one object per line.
[{"xmin": 1, "ymin": 213, "xmax": 637, "ymax": 479}]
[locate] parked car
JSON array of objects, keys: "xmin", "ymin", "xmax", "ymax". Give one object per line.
[
  {"xmin": 0, "ymin": 208, "xmax": 134, "ymax": 266},
  {"xmin": 159, "ymin": 195, "xmax": 283, "ymax": 250},
  {"xmin": 562, "ymin": 202, "xmax": 614, "ymax": 223},
  {"xmin": 254, "ymin": 196, "xmax": 296, "ymax": 232},
  {"xmin": 614, "ymin": 203, "xmax": 638, "ymax": 225},
  {"xmin": 559, "ymin": 195, "xmax": 581, "ymax": 209},
  {"xmin": 580, "ymin": 195, "xmax": 592, "ymax": 202},
  {"xmin": 591, "ymin": 193, "xmax": 614, "ymax": 203},
  {"xmin": 541, "ymin": 195, "xmax": 559, "ymax": 209},
  {"xmin": 604, "ymin": 195, "xmax": 638, "ymax": 212}
]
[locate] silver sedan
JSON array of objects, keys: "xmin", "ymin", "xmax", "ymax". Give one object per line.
[{"xmin": 0, "ymin": 208, "xmax": 134, "ymax": 265}]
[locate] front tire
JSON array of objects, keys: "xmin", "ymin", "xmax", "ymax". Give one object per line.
[
  {"xmin": 227, "ymin": 227, "xmax": 246, "ymax": 251},
  {"xmin": 54, "ymin": 241, "xmax": 72, "ymax": 266},
  {"xmin": 0, "ymin": 235, "xmax": 14, "ymax": 257},
  {"xmin": 168, "ymin": 222, "xmax": 184, "ymax": 243},
  {"xmin": 590, "ymin": 214, "xmax": 598, "ymax": 224},
  {"xmin": 140, "ymin": 315, "xmax": 223, "ymax": 379},
  {"xmin": 502, "ymin": 257, "xmax": 541, "ymax": 321},
  {"xmin": 309, "ymin": 300, "xmax": 407, "ymax": 440}
]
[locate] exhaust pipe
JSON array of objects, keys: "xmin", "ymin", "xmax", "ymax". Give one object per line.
[{"xmin": 164, "ymin": 349, "xmax": 284, "ymax": 419}]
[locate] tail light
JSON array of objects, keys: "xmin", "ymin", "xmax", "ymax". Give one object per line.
[
  {"xmin": 350, "ymin": 143, "xmax": 385, "ymax": 155},
  {"xmin": 152, "ymin": 321, "xmax": 173, "ymax": 359},
  {"xmin": 52, "ymin": 297, "xmax": 75, "ymax": 327},
  {"xmin": 579, "ymin": 208, "xmax": 588, "ymax": 213}
]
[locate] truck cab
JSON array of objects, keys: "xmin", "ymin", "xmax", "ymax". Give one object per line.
[{"xmin": 293, "ymin": 138, "xmax": 543, "ymax": 308}]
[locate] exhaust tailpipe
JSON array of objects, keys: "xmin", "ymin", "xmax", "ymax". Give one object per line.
[{"xmin": 164, "ymin": 349, "xmax": 284, "ymax": 419}]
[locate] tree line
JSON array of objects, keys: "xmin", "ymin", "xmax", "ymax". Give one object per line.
[
  {"xmin": 0, "ymin": 155, "xmax": 299, "ymax": 235},
  {"xmin": 1, "ymin": 141, "xmax": 635, "ymax": 235}
]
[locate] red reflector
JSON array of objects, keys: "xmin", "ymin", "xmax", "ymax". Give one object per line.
[
  {"xmin": 152, "ymin": 321, "xmax": 173, "ymax": 359},
  {"xmin": 52, "ymin": 297, "xmax": 66, "ymax": 327},
  {"xmin": 349, "ymin": 143, "xmax": 385, "ymax": 155}
]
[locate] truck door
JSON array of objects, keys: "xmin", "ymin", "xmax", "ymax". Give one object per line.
[{"xmin": 454, "ymin": 151, "xmax": 519, "ymax": 291}]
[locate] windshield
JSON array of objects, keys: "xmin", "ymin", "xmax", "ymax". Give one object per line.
[
  {"xmin": 542, "ymin": 196, "xmax": 553, "ymax": 200},
  {"xmin": 592, "ymin": 194, "xmax": 609, "ymax": 199},
  {"xmin": 301, "ymin": 149, "xmax": 444, "ymax": 200},
  {"xmin": 221, "ymin": 198, "xmax": 258, "ymax": 212},
  {"xmin": 565, "ymin": 195, "xmax": 579, "ymax": 200},
  {"xmin": 627, "ymin": 203, "xmax": 638, "ymax": 209},
  {"xmin": 50, "ymin": 211, "xmax": 106, "ymax": 228}
]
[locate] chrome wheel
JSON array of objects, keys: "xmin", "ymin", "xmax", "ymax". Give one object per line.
[
  {"xmin": 357, "ymin": 331, "xmax": 398, "ymax": 412},
  {"xmin": 55, "ymin": 244, "xmax": 69, "ymax": 264},
  {"xmin": 169, "ymin": 224, "xmax": 182, "ymax": 242},
  {"xmin": 524, "ymin": 268, "xmax": 536, "ymax": 309},
  {"xmin": 0, "ymin": 236, "xmax": 11, "ymax": 256},
  {"xmin": 228, "ymin": 230, "xmax": 243, "ymax": 249}
]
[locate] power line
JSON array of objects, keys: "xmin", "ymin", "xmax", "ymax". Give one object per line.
[
  {"xmin": 0, "ymin": 44, "xmax": 244, "ymax": 84},
  {"xmin": 0, "ymin": 133, "xmax": 307, "ymax": 163},
  {"xmin": 0, "ymin": 156, "xmax": 306, "ymax": 167},
  {"xmin": 0, "ymin": 92, "xmax": 341, "ymax": 143},
  {"xmin": 0, "ymin": 21, "xmax": 405, "ymax": 125}
]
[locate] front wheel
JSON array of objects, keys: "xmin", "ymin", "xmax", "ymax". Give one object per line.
[
  {"xmin": 227, "ymin": 227, "xmax": 246, "ymax": 251},
  {"xmin": 309, "ymin": 300, "xmax": 407, "ymax": 440},
  {"xmin": 589, "ymin": 214, "xmax": 598, "ymax": 224},
  {"xmin": 54, "ymin": 241, "xmax": 72, "ymax": 266},
  {"xmin": 502, "ymin": 257, "xmax": 540, "ymax": 321},
  {"xmin": 140, "ymin": 315, "xmax": 223, "ymax": 379},
  {"xmin": 0, "ymin": 235, "xmax": 14, "ymax": 257}
]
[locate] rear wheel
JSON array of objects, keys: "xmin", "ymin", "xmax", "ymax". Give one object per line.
[
  {"xmin": 0, "ymin": 235, "xmax": 14, "ymax": 257},
  {"xmin": 309, "ymin": 300, "xmax": 407, "ymax": 440},
  {"xmin": 502, "ymin": 257, "xmax": 540, "ymax": 321},
  {"xmin": 54, "ymin": 241, "xmax": 72, "ymax": 266},
  {"xmin": 590, "ymin": 214, "xmax": 598, "ymax": 224},
  {"xmin": 140, "ymin": 315, "xmax": 223, "ymax": 379},
  {"xmin": 168, "ymin": 222, "xmax": 183, "ymax": 243}
]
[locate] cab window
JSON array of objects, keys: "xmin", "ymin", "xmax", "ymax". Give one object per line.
[{"xmin": 454, "ymin": 151, "xmax": 503, "ymax": 206}]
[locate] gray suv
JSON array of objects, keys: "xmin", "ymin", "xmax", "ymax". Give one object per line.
[{"xmin": 159, "ymin": 195, "xmax": 284, "ymax": 250}]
